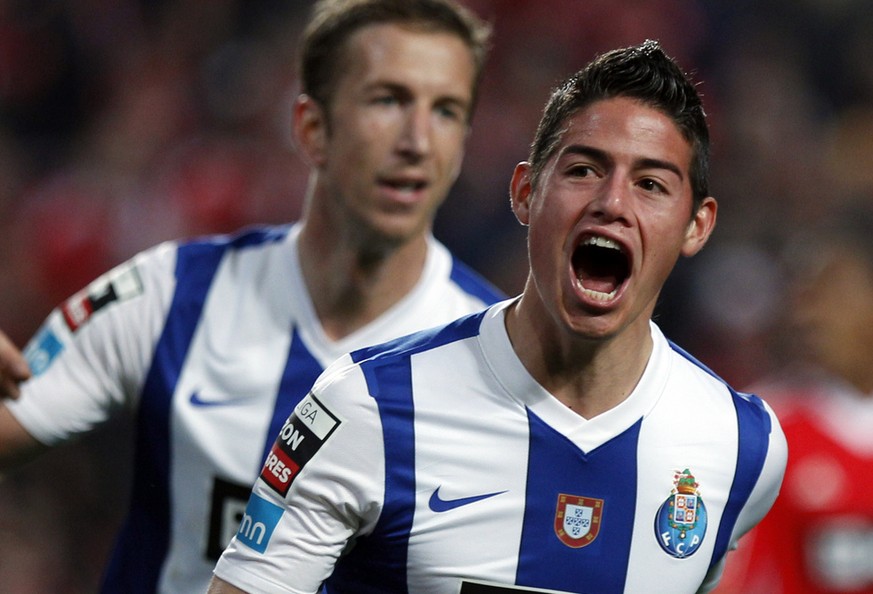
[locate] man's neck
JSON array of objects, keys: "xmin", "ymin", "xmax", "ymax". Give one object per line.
[
  {"xmin": 297, "ymin": 221, "xmax": 429, "ymax": 341},
  {"xmin": 504, "ymin": 298, "xmax": 653, "ymax": 420}
]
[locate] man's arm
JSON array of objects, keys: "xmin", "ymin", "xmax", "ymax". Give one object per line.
[
  {"xmin": 0, "ymin": 329, "xmax": 46, "ymax": 472},
  {"xmin": 0, "ymin": 329, "xmax": 30, "ymax": 400},
  {"xmin": 0, "ymin": 403, "xmax": 46, "ymax": 471},
  {"xmin": 206, "ymin": 576, "xmax": 249, "ymax": 594}
]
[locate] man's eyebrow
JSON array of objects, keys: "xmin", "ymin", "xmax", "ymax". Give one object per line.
[
  {"xmin": 365, "ymin": 81, "xmax": 413, "ymax": 98},
  {"xmin": 367, "ymin": 80, "xmax": 471, "ymax": 105},
  {"xmin": 560, "ymin": 144, "xmax": 610, "ymax": 163},
  {"xmin": 560, "ymin": 145, "xmax": 685, "ymax": 180},
  {"xmin": 637, "ymin": 157, "xmax": 684, "ymax": 181}
]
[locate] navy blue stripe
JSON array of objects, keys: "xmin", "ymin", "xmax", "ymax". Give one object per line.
[
  {"xmin": 100, "ymin": 226, "xmax": 288, "ymax": 593},
  {"xmin": 331, "ymin": 356, "xmax": 417, "ymax": 593},
  {"xmin": 321, "ymin": 356, "xmax": 416, "ymax": 593},
  {"xmin": 667, "ymin": 338, "xmax": 773, "ymax": 570},
  {"xmin": 351, "ymin": 308, "xmax": 487, "ymax": 364},
  {"xmin": 260, "ymin": 326, "xmax": 324, "ymax": 465},
  {"xmin": 709, "ymin": 391, "xmax": 771, "ymax": 569},
  {"xmin": 448, "ymin": 257, "xmax": 505, "ymax": 305},
  {"xmin": 325, "ymin": 312, "xmax": 486, "ymax": 593},
  {"xmin": 516, "ymin": 411, "xmax": 640, "ymax": 594},
  {"xmin": 100, "ymin": 241, "xmax": 224, "ymax": 593}
]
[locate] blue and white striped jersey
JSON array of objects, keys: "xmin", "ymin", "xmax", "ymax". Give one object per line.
[
  {"xmin": 215, "ymin": 300, "xmax": 787, "ymax": 594},
  {"xmin": 6, "ymin": 223, "xmax": 503, "ymax": 594}
]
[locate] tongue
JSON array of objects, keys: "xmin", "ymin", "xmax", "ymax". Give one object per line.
[{"xmin": 581, "ymin": 275, "xmax": 619, "ymax": 294}]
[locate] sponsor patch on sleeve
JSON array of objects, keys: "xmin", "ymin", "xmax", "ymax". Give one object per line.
[
  {"xmin": 23, "ymin": 326, "xmax": 65, "ymax": 376},
  {"xmin": 61, "ymin": 263, "xmax": 143, "ymax": 332},
  {"xmin": 259, "ymin": 392, "xmax": 341, "ymax": 497},
  {"xmin": 236, "ymin": 492, "xmax": 284, "ymax": 554}
]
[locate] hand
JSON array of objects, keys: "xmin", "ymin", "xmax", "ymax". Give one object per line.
[{"xmin": 0, "ymin": 330, "xmax": 30, "ymax": 400}]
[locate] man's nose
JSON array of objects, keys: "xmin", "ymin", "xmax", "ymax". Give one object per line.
[
  {"xmin": 397, "ymin": 105, "xmax": 432, "ymax": 157},
  {"xmin": 590, "ymin": 174, "xmax": 631, "ymax": 222}
]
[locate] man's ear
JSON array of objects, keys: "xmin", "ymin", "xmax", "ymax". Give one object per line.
[
  {"xmin": 681, "ymin": 196, "xmax": 718, "ymax": 257},
  {"xmin": 509, "ymin": 162, "xmax": 534, "ymax": 226},
  {"xmin": 293, "ymin": 94, "xmax": 328, "ymax": 167}
]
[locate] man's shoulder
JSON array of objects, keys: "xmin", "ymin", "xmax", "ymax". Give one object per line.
[
  {"xmin": 659, "ymin": 331, "xmax": 739, "ymax": 400},
  {"xmin": 447, "ymin": 256, "xmax": 505, "ymax": 305},
  {"xmin": 660, "ymin": 332, "xmax": 781, "ymax": 434},
  {"xmin": 352, "ymin": 308, "xmax": 489, "ymax": 367},
  {"xmin": 427, "ymin": 238, "xmax": 505, "ymax": 306},
  {"xmin": 175, "ymin": 224, "xmax": 293, "ymax": 258},
  {"xmin": 165, "ymin": 224, "xmax": 294, "ymax": 287}
]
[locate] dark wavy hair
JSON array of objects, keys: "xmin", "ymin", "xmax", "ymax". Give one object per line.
[
  {"xmin": 528, "ymin": 40, "xmax": 710, "ymax": 208},
  {"xmin": 298, "ymin": 0, "xmax": 492, "ymax": 119}
]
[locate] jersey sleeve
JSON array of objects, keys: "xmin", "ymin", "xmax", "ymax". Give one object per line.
[
  {"xmin": 731, "ymin": 398, "xmax": 788, "ymax": 537},
  {"xmin": 699, "ymin": 397, "xmax": 788, "ymax": 594},
  {"xmin": 4, "ymin": 242, "xmax": 177, "ymax": 445},
  {"xmin": 213, "ymin": 355, "xmax": 386, "ymax": 594}
]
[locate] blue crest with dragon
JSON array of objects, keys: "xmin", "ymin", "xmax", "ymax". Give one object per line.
[{"xmin": 654, "ymin": 468, "xmax": 707, "ymax": 558}]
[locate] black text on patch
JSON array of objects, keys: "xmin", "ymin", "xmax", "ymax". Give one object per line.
[{"xmin": 259, "ymin": 393, "xmax": 340, "ymax": 496}]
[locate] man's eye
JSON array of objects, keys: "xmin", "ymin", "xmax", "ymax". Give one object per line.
[
  {"xmin": 373, "ymin": 95, "xmax": 399, "ymax": 106},
  {"xmin": 569, "ymin": 165, "xmax": 594, "ymax": 177},
  {"xmin": 639, "ymin": 179, "xmax": 667, "ymax": 193},
  {"xmin": 435, "ymin": 104, "xmax": 464, "ymax": 121}
]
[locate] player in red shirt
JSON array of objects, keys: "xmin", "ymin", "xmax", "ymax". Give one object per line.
[{"xmin": 715, "ymin": 203, "xmax": 873, "ymax": 594}]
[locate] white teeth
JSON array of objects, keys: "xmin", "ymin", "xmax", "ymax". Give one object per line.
[
  {"xmin": 583, "ymin": 236, "xmax": 622, "ymax": 251},
  {"xmin": 576, "ymin": 235, "xmax": 622, "ymax": 301},
  {"xmin": 580, "ymin": 287, "xmax": 617, "ymax": 301}
]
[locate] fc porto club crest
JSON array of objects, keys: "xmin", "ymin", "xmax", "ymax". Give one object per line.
[
  {"xmin": 654, "ymin": 469, "xmax": 708, "ymax": 558},
  {"xmin": 554, "ymin": 493, "xmax": 603, "ymax": 548}
]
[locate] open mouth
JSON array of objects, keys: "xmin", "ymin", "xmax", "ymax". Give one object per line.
[
  {"xmin": 572, "ymin": 235, "xmax": 630, "ymax": 302},
  {"xmin": 382, "ymin": 179, "xmax": 427, "ymax": 193},
  {"xmin": 378, "ymin": 178, "xmax": 429, "ymax": 207}
]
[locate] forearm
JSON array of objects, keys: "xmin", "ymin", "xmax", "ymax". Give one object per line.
[
  {"xmin": 0, "ymin": 404, "xmax": 46, "ymax": 472},
  {"xmin": 0, "ymin": 329, "xmax": 30, "ymax": 400}
]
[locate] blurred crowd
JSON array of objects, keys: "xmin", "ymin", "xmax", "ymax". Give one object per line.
[{"xmin": 2, "ymin": 0, "xmax": 873, "ymax": 591}]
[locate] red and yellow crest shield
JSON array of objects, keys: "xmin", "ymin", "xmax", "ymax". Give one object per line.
[{"xmin": 554, "ymin": 493, "xmax": 604, "ymax": 548}]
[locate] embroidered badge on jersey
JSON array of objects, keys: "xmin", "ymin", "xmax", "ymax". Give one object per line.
[
  {"xmin": 655, "ymin": 468, "xmax": 708, "ymax": 558},
  {"xmin": 554, "ymin": 493, "xmax": 603, "ymax": 548},
  {"xmin": 61, "ymin": 263, "xmax": 143, "ymax": 332},
  {"xmin": 260, "ymin": 393, "xmax": 341, "ymax": 497}
]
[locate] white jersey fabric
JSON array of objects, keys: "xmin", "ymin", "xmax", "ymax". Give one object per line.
[
  {"xmin": 214, "ymin": 300, "xmax": 787, "ymax": 594},
  {"xmin": 5, "ymin": 223, "xmax": 503, "ymax": 594}
]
